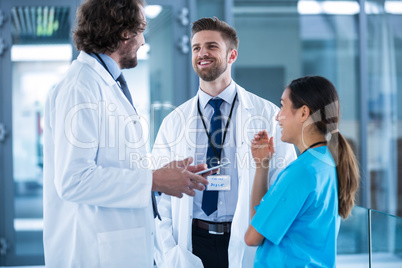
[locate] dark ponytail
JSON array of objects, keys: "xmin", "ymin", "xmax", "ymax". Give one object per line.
[
  {"xmin": 327, "ymin": 131, "xmax": 359, "ymax": 219},
  {"xmin": 288, "ymin": 76, "xmax": 360, "ymax": 219}
]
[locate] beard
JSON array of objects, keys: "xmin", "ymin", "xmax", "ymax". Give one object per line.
[
  {"xmin": 118, "ymin": 38, "xmax": 139, "ymax": 69},
  {"xmin": 119, "ymin": 51, "xmax": 138, "ymax": 69},
  {"xmin": 193, "ymin": 56, "xmax": 228, "ymax": 82}
]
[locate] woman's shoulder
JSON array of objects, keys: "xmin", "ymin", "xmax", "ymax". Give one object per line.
[
  {"xmin": 277, "ymin": 157, "xmax": 316, "ymax": 185},
  {"xmin": 280, "ymin": 149, "xmax": 334, "ymax": 186},
  {"xmin": 282, "ymin": 154, "xmax": 316, "ymax": 175}
]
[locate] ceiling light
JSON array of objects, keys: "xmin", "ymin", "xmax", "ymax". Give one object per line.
[
  {"xmin": 385, "ymin": 1, "xmax": 402, "ymax": 14},
  {"xmin": 145, "ymin": 5, "xmax": 162, "ymax": 19},
  {"xmin": 298, "ymin": 1, "xmax": 360, "ymax": 15}
]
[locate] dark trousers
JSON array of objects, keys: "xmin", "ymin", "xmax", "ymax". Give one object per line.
[{"xmin": 192, "ymin": 225, "xmax": 230, "ymax": 268}]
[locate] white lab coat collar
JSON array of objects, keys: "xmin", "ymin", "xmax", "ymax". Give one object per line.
[
  {"xmin": 77, "ymin": 51, "xmax": 136, "ymax": 114},
  {"xmin": 91, "ymin": 53, "xmax": 121, "ymax": 80},
  {"xmin": 195, "ymin": 81, "xmax": 254, "ymax": 112},
  {"xmin": 77, "ymin": 51, "xmax": 116, "ymax": 87},
  {"xmin": 236, "ymin": 84, "xmax": 254, "ymax": 110},
  {"xmin": 198, "ymin": 80, "xmax": 236, "ymax": 109}
]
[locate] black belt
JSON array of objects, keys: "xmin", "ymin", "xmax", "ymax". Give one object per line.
[{"xmin": 192, "ymin": 219, "xmax": 231, "ymax": 235}]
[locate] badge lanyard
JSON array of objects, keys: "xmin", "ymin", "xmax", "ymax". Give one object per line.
[{"xmin": 197, "ymin": 93, "xmax": 238, "ymax": 164}]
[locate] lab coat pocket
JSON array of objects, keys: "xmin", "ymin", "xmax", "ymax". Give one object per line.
[{"xmin": 98, "ymin": 228, "xmax": 147, "ymax": 268}]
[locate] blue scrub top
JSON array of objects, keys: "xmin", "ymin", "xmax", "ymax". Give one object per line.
[{"xmin": 251, "ymin": 146, "xmax": 341, "ymax": 268}]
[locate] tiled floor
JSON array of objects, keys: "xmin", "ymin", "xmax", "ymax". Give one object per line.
[{"xmin": 2, "ymin": 254, "xmax": 402, "ymax": 268}]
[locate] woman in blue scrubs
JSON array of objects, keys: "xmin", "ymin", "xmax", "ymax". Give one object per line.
[{"xmin": 244, "ymin": 76, "xmax": 360, "ymax": 267}]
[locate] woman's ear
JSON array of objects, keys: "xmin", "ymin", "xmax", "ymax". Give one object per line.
[{"xmin": 299, "ymin": 105, "xmax": 310, "ymax": 123}]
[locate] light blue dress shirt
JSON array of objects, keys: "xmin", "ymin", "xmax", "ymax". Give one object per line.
[
  {"xmin": 252, "ymin": 146, "xmax": 341, "ymax": 267},
  {"xmin": 193, "ymin": 80, "xmax": 239, "ymax": 222},
  {"xmin": 90, "ymin": 53, "xmax": 137, "ymax": 114},
  {"xmin": 91, "ymin": 53, "xmax": 121, "ymax": 80}
]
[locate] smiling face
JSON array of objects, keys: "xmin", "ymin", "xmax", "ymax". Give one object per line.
[
  {"xmin": 191, "ymin": 30, "xmax": 232, "ymax": 82},
  {"xmin": 276, "ymin": 88, "xmax": 303, "ymax": 145}
]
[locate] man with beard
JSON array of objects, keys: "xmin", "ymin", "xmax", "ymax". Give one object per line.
[
  {"xmin": 42, "ymin": 1, "xmax": 209, "ymax": 267},
  {"xmin": 152, "ymin": 17, "xmax": 296, "ymax": 268}
]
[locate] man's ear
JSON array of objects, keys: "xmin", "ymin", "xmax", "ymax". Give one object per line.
[
  {"xmin": 228, "ymin": 49, "xmax": 238, "ymax": 64},
  {"xmin": 121, "ymin": 30, "xmax": 131, "ymax": 43}
]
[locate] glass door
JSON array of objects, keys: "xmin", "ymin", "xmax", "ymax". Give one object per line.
[
  {"xmin": 0, "ymin": 0, "xmax": 192, "ymax": 266},
  {"xmin": 0, "ymin": 0, "xmax": 78, "ymax": 265}
]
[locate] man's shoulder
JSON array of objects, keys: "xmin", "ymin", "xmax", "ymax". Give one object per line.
[
  {"xmin": 163, "ymin": 96, "xmax": 197, "ymax": 120},
  {"xmin": 63, "ymin": 62, "xmax": 99, "ymax": 87},
  {"xmin": 51, "ymin": 59, "xmax": 103, "ymax": 102},
  {"xmin": 238, "ymin": 85, "xmax": 280, "ymax": 114}
]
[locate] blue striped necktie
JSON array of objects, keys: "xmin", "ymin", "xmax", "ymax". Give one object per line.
[{"xmin": 201, "ymin": 98, "xmax": 224, "ymax": 216}]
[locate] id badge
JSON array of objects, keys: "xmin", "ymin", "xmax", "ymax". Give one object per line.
[{"xmin": 206, "ymin": 175, "xmax": 231, "ymax": 191}]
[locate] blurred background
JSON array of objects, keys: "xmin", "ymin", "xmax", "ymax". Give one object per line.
[{"xmin": 0, "ymin": 0, "xmax": 401, "ymax": 266}]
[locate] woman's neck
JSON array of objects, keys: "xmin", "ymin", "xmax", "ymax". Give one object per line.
[{"xmin": 296, "ymin": 132, "xmax": 327, "ymax": 154}]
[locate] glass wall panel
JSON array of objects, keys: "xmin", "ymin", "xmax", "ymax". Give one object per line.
[
  {"xmin": 197, "ymin": 0, "xmax": 225, "ymax": 20},
  {"xmin": 391, "ymin": 1, "xmax": 402, "ymax": 218},
  {"xmin": 10, "ymin": 5, "xmax": 72, "ymax": 262},
  {"xmin": 365, "ymin": 0, "xmax": 402, "ymax": 218},
  {"xmin": 12, "ymin": 45, "xmax": 72, "ymax": 257},
  {"xmin": 337, "ymin": 206, "xmax": 370, "ymax": 267},
  {"xmin": 371, "ymin": 209, "xmax": 402, "ymax": 267}
]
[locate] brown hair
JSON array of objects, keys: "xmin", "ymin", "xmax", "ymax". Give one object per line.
[
  {"xmin": 73, "ymin": 0, "xmax": 146, "ymax": 54},
  {"xmin": 287, "ymin": 76, "xmax": 360, "ymax": 219},
  {"xmin": 191, "ymin": 17, "xmax": 239, "ymax": 50}
]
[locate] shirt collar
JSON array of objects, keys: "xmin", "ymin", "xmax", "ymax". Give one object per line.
[
  {"xmin": 90, "ymin": 53, "xmax": 121, "ymax": 80},
  {"xmin": 198, "ymin": 80, "xmax": 237, "ymax": 110}
]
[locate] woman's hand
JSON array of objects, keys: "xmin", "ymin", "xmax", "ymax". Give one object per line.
[{"xmin": 251, "ymin": 130, "xmax": 275, "ymax": 168}]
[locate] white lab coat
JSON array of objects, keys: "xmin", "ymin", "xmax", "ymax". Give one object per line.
[
  {"xmin": 43, "ymin": 51, "xmax": 155, "ymax": 268},
  {"xmin": 152, "ymin": 84, "xmax": 297, "ymax": 268}
]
